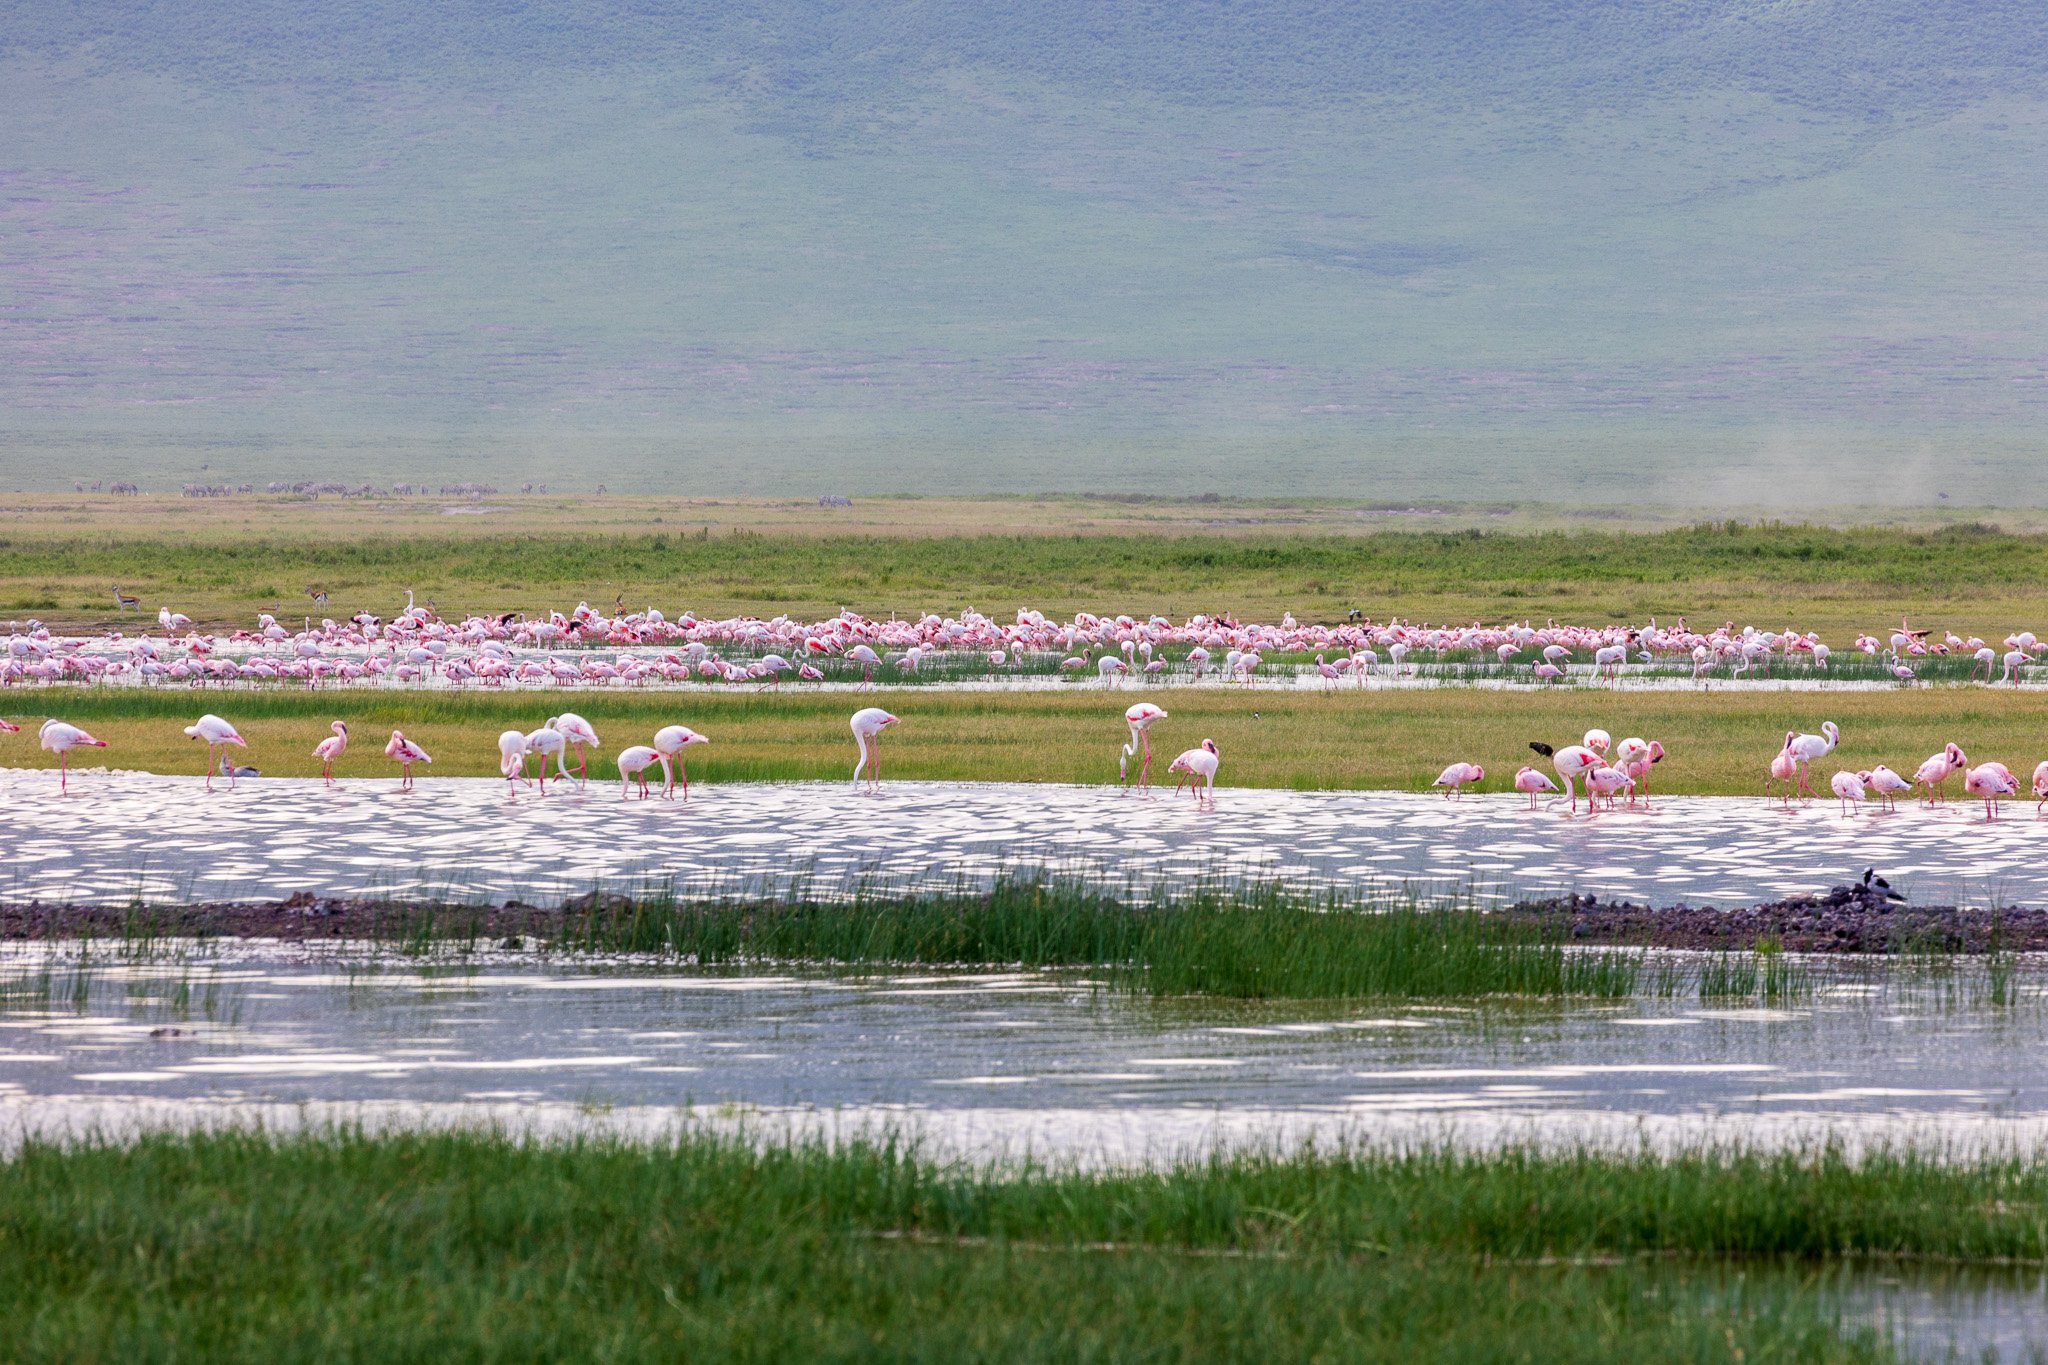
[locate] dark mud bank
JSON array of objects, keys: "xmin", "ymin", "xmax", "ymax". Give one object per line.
[{"xmin": 2, "ymin": 884, "xmax": 2044, "ymax": 954}]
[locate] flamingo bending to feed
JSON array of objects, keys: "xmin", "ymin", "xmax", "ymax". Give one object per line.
[
  {"xmin": 39, "ymin": 719, "xmax": 105, "ymax": 793},
  {"xmin": 1528, "ymin": 741, "xmax": 1602, "ymax": 812},
  {"xmin": 1613, "ymin": 738, "xmax": 1666, "ymax": 805},
  {"xmin": 497, "ymin": 730, "xmax": 532, "ymax": 794},
  {"xmin": 1167, "ymin": 738, "xmax": 1221, "ymax": 804},
  {"xmin": 313, "ymin": 722, "xmax": 349, "ymax": 785},
  {"xmin": 184, "ymin": 713, "xmax": 247, "ymax": 790},
  {"xmin": 617, "ymin": 745, "xmax": 672, "ymax": 800},
  {"xmin": 551, "ymin": 713, "xmax": 600, "ymax": 786},
  {"xmin": 653, "ymin": 725, "xmax": 710, "ymax": 800},
  {"xmin": 1512, "ymin": 766, "xmax": 1558, "ymax": 808},
  {"xmin": 385, "ymin": 730, "xmax": 431, "ymax": 789},
  {"xmin": 845, "ymin": 644, "xmax": 882, "ymax": 686},
  {"xmin": 1119, "ymin": 703, "xmax": 1168, "ymax": 789},
  {"xmin": 1431, "ymin": 762, "xmax": 1483, "ymax": 798},
  {"xmin": 1864, "ymin": 764, "xmax": 1911, "ymax": 813},
  {"xmin": 1912, "ymin": 743, "xmax": 1967, "ymax": 804},
  {"xmin": 1829, "ymin": 770, "xmax": 1868, "ymax": 816},
  {"xmin": 1964, "ymin": 762, "xmax": 2019, "ymax": 820},
  {"xmin": 524, "ymin": 723, "xmax": 569, "ymax": 793},
  {"xmin": 851, "ymin": 707, "xmax": 897, "ymax": 792},
  {"xmin": 1584, "ymin": 765, "xmax": 1633, "ymax": 810},
  {"xmin": 2032, "ymin": 761, "xmax": 2048, "ymax": 815}
]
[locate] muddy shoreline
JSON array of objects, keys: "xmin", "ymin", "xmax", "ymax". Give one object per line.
[{"xmin": 0, "ymin": 883, "xmax": 2040, "ymax": 954}]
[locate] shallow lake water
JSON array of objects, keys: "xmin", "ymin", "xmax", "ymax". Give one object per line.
[
  {"xmin": 4, "ymin": 944, "xmax": 2047, "ymax": 1357},
  {"xmin": 6, "ymin": 772, "xmax": 2045, "ymax": 909}
]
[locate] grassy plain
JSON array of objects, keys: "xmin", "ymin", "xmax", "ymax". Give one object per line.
[
  {"xmin": 5, "ymin": 1129, "xmax": 1990, "ymax": 1360},
  {"xmin": 12, "ymin": 685, "xmax": 2048, "ymax": 797},
  {"xmin": 6, "ymin": 494, "xmax": 2048, "ymax": 638}
]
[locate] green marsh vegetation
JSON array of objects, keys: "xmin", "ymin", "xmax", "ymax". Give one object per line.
[{"xmin": 16, "ymin": 1128, "xmax": 2031, "ymax": 1359}]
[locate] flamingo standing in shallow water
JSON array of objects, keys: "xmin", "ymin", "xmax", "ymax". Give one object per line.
[
  {"xmin": 184, "ymin": 714, "xmax": 247, "ymax": 790},
  {"xmin": 1167, "ymin": 738, "xmax": 1221, "ymax": 804},
  {"xmin": 497, "ymin": 730, "xmax": 532, "ymax": 795},
  {"xmin": 851, "ymin": 707, "xmax": 897, "ymax": 792},
  {"xmin": 617, "ymin": 745, "xmax": 671, "ymax": 800},
  {"xmin": 1431, "ymin": 762, "xmax": 1483, "ymax": 798},
  {"xmin": 1513, "ymin": 766, "xmax": 1558, "ymax": 808},
  {"xmin": 1912, "ymin": 744, "xmax": 1967, "ymax": 804},
  {"xmin": 551, "ymin": 713, "xmax": 600, "ymax": 786},
  {"xmin": 1785, "ymin": 722, "xmax": 1841, "ymax": 798},
  {"xmin": 2032, "ymin": 761, "xmax": 2048, "ymax": 815},
  {"xmin": 1119, "ymin": 703, "xmax": 1168, "ymax": 789},
  {"xmin": 385, "ymin": 730, "xmax": 431, "ymax": 789},
  {"xmin": 1766, "ymin": 734, "xmax": 1801, "ymax": 807},
  {"xmin": 1528, "ymin": 741, "xmax": 1602, "ymax": 812},
  {"xmin": 1829, "ymin": 770, "xmax": 1868, "ymax": 816},
  {"xmin": 1864, "ymin": 764, "xmax": 1911, "ymax": 813},
  {"xmin": 39, "ymin": 719, "xmax": 105, "ymax": 793},
  {"xmin": 1613, "ymin": 738, "xmax": 1665, "ymax": 806},
  {"xmin": 524, "ymin": 723, "xmax": 569, "ymax": 793},
  {"xmin": 1964, "ymin": 762, "xmax": 2019, "ymax": 820},
  {"xmin": 313, "ymin": 722, "xmax": 349, "ymax": 786},
  {"xmin": 653, "ymin": 725, "xmax": 710, "ymax": 800}
]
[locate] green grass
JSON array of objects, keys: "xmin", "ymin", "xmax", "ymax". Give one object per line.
[
  {"xmin": 11, "ymin": 519, "xmax": 2048, "ymax": 637},
  {"xmin": 0, "ymin": 1129, "xmax": 1966, "ymax": 1360}
]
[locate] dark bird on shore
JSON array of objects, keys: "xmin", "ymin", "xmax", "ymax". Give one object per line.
[{"xmin": 1862, "ymin": 868, "xmax": 1907, "ymax": 903}]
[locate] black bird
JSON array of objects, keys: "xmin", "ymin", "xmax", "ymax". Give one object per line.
[
  {"xmin": 1529, "ymin": 742, "xmax": 1555, "ymax": 758},
  {"xmin": 1862, "ymin": 869, "xmax": 1907, "ymax": 903}
]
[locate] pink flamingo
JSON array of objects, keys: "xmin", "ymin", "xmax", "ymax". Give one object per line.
[
  {"xmin": 1964, "ymin": 762, "xmax": 2019, "ymax": 821},
  {"xmin": 313, "ymin": 721, "xmax": 349, "ymax": 786},
  {"xmin": 1119, "ymin": 703, "xmax": 1168, "ymax": 789},
  {"xmin": 846, "ymin": 645, "xmax": 882, "ymax": 686},
  {"xmin": 550, "ymin": 713, "xmax": 600, "ymax": 786},
  {"xmin": 1430, "ymin": 762, "xmax": 1483, "ymax": 798},
  {"xmin": 1584, "ymin": 765, "xmax": 1633, "ymax": 811},
  {"xmin": 1912, "ymin": 743, "xmax": 1967, "ymax": 804},
  {"xmin": 1784, "ymin": 722, "xmax": 1840, "ymax": 798},
  {"xmin": 524, "ymin": 723, "xmax": 568, "ymax": 793},
  {"xmin": 2031, "ymin": 761, "xmax": 2048, "ymax": 815},
  {"xmin": 654, "ymin": 725, "xmax": 710, "ymax": 800},
  {"xmin": 1613, "ymin": 738, "xmax": 1665, "ymax": 806},
  {"xmin": 1167, "ymin": 738, "xmax": 1221, "ymax": 804},
  {"xmin": 39, "ymin": 719, "xmax": 105, "ymax": 793},
  {"xmin": 1766, "ymin": 736, "xmax": 1800, "ymax": 808},
  {"xmin": 617, "ymin": 745, "xmax": 671, "ymax": 800},
  {"xmin": 1531, "ymin": 662, "xmax": 1562, "ymax": 685},
  {"xmin": 851, "ymin": 707, "xmax": 897, "ymax": 792},
  {"xmin": 0, "ymin": 718, "xmax": 18, "ymax": 733},
  {"xmin": 1829, "ymin": 770, "xmax": 1868, "ymax": 816},
  {"xmin": 1863, "ymin": 765, "xmax": 1911, "ymax": 813},
  {"xmin": 385, "ymin": 729, "xmax": 431, "ymax": 789},
  {"xmin": 184, "ymin": 713, "xmax": 247, "ymax": 790},
  {"xmin": 1528, "ymin": 741, "xmax": 1602, "ymax": 812},
  {"xmin": 1513, "ymin": 765, "xmax": 1558, "ymax": 808},
  {"xmin": 497, "ymin": 730, "xmax": 532, "ymax": 795}
]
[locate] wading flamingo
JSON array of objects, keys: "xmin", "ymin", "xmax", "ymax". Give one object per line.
[
  {"xmin": 1864, "ymin": 764, "xmax": 1911, "ymax": 813},
  {"xmin": 617, "ymin": 745, "xmax": 671, "ymax": 800},
  {"xmin": 1613, "ymin": 738, "xmax": 1665, "ymax": 806},
  {"xmin": 385, "ymin": 730, "xmax": 431, "ymax": 790},
  {"xmin": 184, "ymin": 713, "xmax": 247, "ymax": 790},
  {"xmin": 525, "ymin": 723, "xmax": 569, "ymax": 793},
  {"xmin": 846, "ymin": 644, "xmax": 882, "ymax": 686},
  {"xmin": 1964, "ymin": 762, "xmax": 2019, "ymax": 821},
  {"xmin": 1785, "ymin": 722, "xmax": 1840, "ymax": 797},
  {"xmin": 497, "ymin": 730, "xmax": 531, "ymax": 795},
  {"xmin": 313, "ymin": 722, "xmax": 350, "ymax": 785},
  {"xmin": 2031, "ymin": 761, "xmax": 2048, "ymax": 815},
  {"xmin": 851, "ymin": 707, "xmax": 898, "ymax": 792},
  {"xmin": 1513, "ymin": 766, "xmax": 1558, "ymax": 808},
  {"xmin": 551, "ymin": 713, "xmax": 600, "ymax": 786},
  {"xmin": 653, "ymin": 725, "xmax": 710, "ymax": 800},
  {"xmin": 40, "ymin": 719, "xmax": 105, "ymax": 792},
  {"xmin": 1912, "ymin": 744, "xmax": 1967, "ymax": 804},
  {"xmin": 1829, "ymin": 770, "xmax": 1867, "ymax": 816},
  {"xmin": 1766, "ymin": 733, "xmax": 1800, "ymax": 807},
  {"xmin": 1167, "ymin": 738, "xmax": 1221, "ymax": 804},
  {"xmin": 1119, "ymin": 703, "xmax": 1168, "ymax": 789},
  {"xmin": 1431, "ymin": 762, "xmax": 1483, "ymax": 798},
  {"xmin": 1528, "ymin": 741, "xmax": 1602, "ymax": 813},
  {"xmin": 1584, "ymin": 765, "xmax": 1633, "ymax": 811}
]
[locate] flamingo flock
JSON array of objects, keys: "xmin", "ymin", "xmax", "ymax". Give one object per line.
[
  {"xmin": 7, "ymin": 601, "xmax": 2044, "ymax": 693},
  {"xmin": 8, "ymin": 700, "xmax": 2048, "ymax": 825}
]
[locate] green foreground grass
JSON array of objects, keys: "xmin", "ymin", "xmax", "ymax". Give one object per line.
[
  {"xmin": 11, "ymin": 1129, "xmax": 2004, "ymax": 1360},
  {"xmin": 13, "ymin": 685, "xmax": 2048, "ymax": 797},
  {"xmin": 8, "ymin": 515, "xmax": 2048, "ymax": 638}
]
